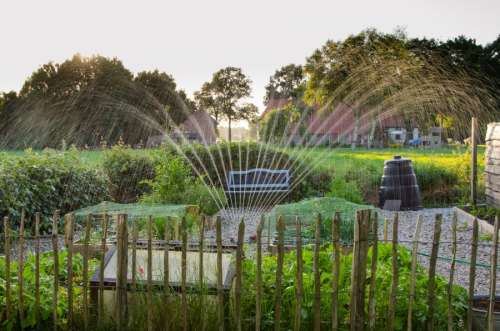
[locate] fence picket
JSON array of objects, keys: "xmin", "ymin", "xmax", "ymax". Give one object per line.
[
  {"xmin": 407, "ymin": 215, "xmax": 423, "ymax": 331},
  {"xmin": 148, "ymin": 216, "xmax": 154, "ymax": 331},
  {"xmin": 355, "ymin": 210, "xmax": 370, "ymax": 330},
  {"xmin": 488, "ymin": 216, "xmax": 499, "ymax": 331},
  {"xmin": 35, "ymin": 213, "xmax": 40, "ymax": 330},
  {"xmin": 274, "ymin": 216, "xmax": 285, "ymax": 331},
  {"xmin": 256, "ymin": 216, "xmax": 264, "ymax": 331},
  {"xmin": 18, "ymin": 210, "xmax": 25, "ymax": 328},
  {"xmin": 313, "ymin": 214, "xmax": 321, "ymax": 331},
  {"xmin": 132, "ymin": 219, "xmax": 138, "ymax": 293},
  {"xmin": 65, "ymin": 214, "xmax": 74, "ymax": 329},
  {"xmin": 448, "ymin": 212, "xmax": 458, "ymax": 331},
  {"xmin": 216, "ymin": 216, "xmax": 224, "ymax": 331},
  {"xmin": 368, "ymin": 211, "xmax": 378, "ymax": 331},
  {"xmin": 235, "ymin": 219, "xmax": 245, "ymax": 331},
  {"xmin": 426, "ymin": 214, "xmax": 443, "ymax": 331},
  {"xmin": 467, "ymin": 218, "xmax": 479, "ymax": 331},
  {"xmin": 181, "ymin": 217, "xmax": 188, "ymax": 331},
  {"xmin": 350, "ymin": 211, "xmax": 361, "ymax": 330},
  {"xmin": 387, "ymin": 213, "xmax": 399, "ymax": 331},
  {"xmin": 82, "ymin": 214, "xmax": 91, "ymax": 331},
  {"xmin": 199, "ymin": 215, "xmax": 206, "ymax": 331},
  {"xmin": 52, "ymin": 211, "xmax": 60, "ymax": 331},
  {"xmin": 295, "ymin": 217, "xmax": 303, "ymax": 331},
  {"xmin": 164, "ymin": 219, "xmax": 170, "ymax": 331},
  {"xmin": 3, "ymin": 217, "xmax": 11, "ymax": 322},
  {"xmin": 332, "ymin": 212, "xmax": 341, "ymax": 331},
  {"xmin": 99, "ymin": 213, "xmax": 109, "ymax": 327},
  {"xmin": 116, "ymin": 214, "xmax": 129, "ymax": 330},
  {"xmin": 383, "ymin": 218, "xmax": 388, "ymax": 242}
]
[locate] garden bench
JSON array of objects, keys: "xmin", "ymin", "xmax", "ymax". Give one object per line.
[{"xmin": 225, "ymin": 168, "xmax": 290, "ymax": 194}]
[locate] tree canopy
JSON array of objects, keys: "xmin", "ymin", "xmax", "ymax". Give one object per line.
[
  {"xmin": 0, "ymin": 54, "xmax": 195, "ymax": 148},
  {"xmin": 264, "ymin": 64, "xmax": 305, "ymax": 105}
]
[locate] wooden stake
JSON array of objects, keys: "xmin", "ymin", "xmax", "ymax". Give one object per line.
[
  {"xmin": 147, "ymin": 216, "xmax": 153, "ymax": 331},
  {"xmin": 181, "ymin": 217, "xmax": 188, "ymax": 331},
  {"xmin": 18, "ymin": 210, "xmax": 25, "ymax": 327},
  {"xmin": 3, "ymin": 216, "xmax": 11, "ymax": 323},
  {"xmin": 467, "ymin": 218, "xmax": 479, "ymax": 331},
  {"xmin": 65, "ymin": 214, "xmax": 74, "ymax": 329},
  {"xmin": 295, "ymin": 217, "xmax": 303, "ymax": 331},
  {"xmin": 131, "ymin": 219, "xmax": 138, "ymax": 293},
  {"xmin": 426, "ymin": 214, "xmax": 442, "ymax": 331},
  {"xmin": 448, "ymin": 212, "xmax": 458, "ymax": 331},
  {"xmin": 116, "ymin": 214, "xmax": 128, "ymax": 330},
  {"xmin": 99, "ymin": 213, "xmax": 109, "ymax": 327},
  {"xmin": 164, "ymin": 219, "xmax": 170, "ymax": 331},
  {"xmin": 407, "ymin": 214, "xmax": 423, "ymax": 331},
  {"xmin": 199, "ymin": 215, "xmax": 206, "ymax": 331},
  {"xmin": 332, "ymin": 212, "xmax": 341, "ymax": 331},
  {"xmin": 487, "ymin": 216, "xmax": 499, "ymax": 331},
  {"xmin": 274, "ymin": 216, "xmax": 285, "ymax": 331},
  {"xmin": 235, "ymin": 219, "xmax": 245, "ymax": 331},
  {"xmin": 82, "ymin": 214, "xmax": 91, "ymax": 331},
  {"xmin": 368, "ymin": 211, "xmax": 379, "ymax": 331},
  {"xmin": 383, "ymin": 218, "xmax": 388, "ymax": 243},
  {"xmin": 350, "ymin": 210, "xmax": 363, "ymax": 331},
  {"xmin": 471, "ymin": 116, "xmax": 478, "ymax": 206},
  {"xmin": 52, "ymin": 211, "xmax": 60, "ymax": 331},
  {"xmin": 256, "ymin": 216, "xmax": 264, "ymax": 331},
  {"xmin": 355, "ymin": 210, "xmax": 370, "ymax": 330},
  {"xmin": 313, "ymin": 214, "xmax": 321, "ymax": 331},
  {"xmin": 216, "ymin": 216, "xmax": 224, "ymax": 331},
  {"xmin": 387, "ymin": 213, "xmax": 399, "ymax": 331},
  {"xmin": 35, "ymin": 213, "xmax": 40, "ymax": 330}
]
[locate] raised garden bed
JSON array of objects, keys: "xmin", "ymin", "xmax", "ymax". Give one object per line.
[{"xmin": 453, "ymin": 204, "xmax": 499, "ymax": 235}]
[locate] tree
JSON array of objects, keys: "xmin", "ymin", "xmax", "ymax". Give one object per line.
[
  {"xmin": 195, "ymin": 67, "xmax": 255, "ymax": 142},
  {"xmin": 264, "ymin": 64, "xmax": 305, "ymax": 105}
]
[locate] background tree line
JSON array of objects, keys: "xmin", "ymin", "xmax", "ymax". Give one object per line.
[
  {"xmin": 261, "ymin": 29, "xmax": 500, "ymax": 143},
  {"xmin": 0, "ymin": 54, "xmax": 196, "ymax": 148}
]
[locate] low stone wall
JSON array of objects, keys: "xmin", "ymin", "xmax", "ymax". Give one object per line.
[{"xmin": 485, "ymin": 122, "xmax": 500, "ymax": 207}]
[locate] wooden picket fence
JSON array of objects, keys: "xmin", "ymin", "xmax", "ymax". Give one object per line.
[{"xmin": 1, "ymin": 209, "xmax": 499, "ymax": 330}]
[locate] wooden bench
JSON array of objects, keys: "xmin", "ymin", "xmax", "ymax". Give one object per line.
[{"xmin": 225, "ymin": 168, "xmax": 290, "ymax": 195}]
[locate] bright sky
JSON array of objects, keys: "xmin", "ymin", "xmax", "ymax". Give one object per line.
[{"xmin": 1, "ymin": 0, "xmax": 499, "ymax": 117}]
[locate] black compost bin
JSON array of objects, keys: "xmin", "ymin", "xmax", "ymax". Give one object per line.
[{"xmin": 379, "ymin": 155, "xmax": 422, "ymax": 211}]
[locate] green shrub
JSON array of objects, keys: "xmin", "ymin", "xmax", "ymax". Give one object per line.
[
  {"xmin": 242, "ymin": 244, "xmax": 467, "ymax": 330},
  {"xmin": 142, "ymin": 152, "xmax": 225, "ymax": 216},
  {"xmin": 102, "ymin": 146, "xmax": 155, "ymax": 203},
  {"xmin": 327, "ymin": 177, "xmax": 364, "ymax": 204},
  {"xmin": 0, "ymin": 149, "xmax": 108, "ymax": 233}
]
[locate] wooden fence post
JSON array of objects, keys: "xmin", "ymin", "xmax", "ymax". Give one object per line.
[
  {"xmin": 235, "ymin": 219, "xmax": 245, "ymax": 331},
  {"xmin": 131, "ymin": 219, "xmax": 138, "ymax": 293},
  {"xmin": 65, "ymin": 214, "xmax": 74, "ymax": 329},
  {"xmin": 35, "ymin": 213, "xmax": 40, "ymax": 330},
  {"xmin": 99, "ymin": 213, "xmax": 109, "ymax": 327},
  {"xmin": 356, "ymin": 210, "xmax": 370, "ymax": 330},
  {"xmin": 488, "ymin": 216, "xmax": 499, "ymax": 331},
  {"xmin": 350, "ymin": 211, "xmax": 361, "ymax": 331},
  {"xmin": 407, "ymin": 214, "xmax": 423, "ymax": 331},
  {"xmin": 467, "ymin": 218, "xmax": 479, "ymax": 331},
  {"xmin": 387, "ymin": 212, "xmax": 399, "ymax": 331},
  {"xmin": 82, "ymin": 214, "xmax": 91, "ymax": 331},
  {"xmin": 426, "ymin": 214, "xmax": 443, "ymax": 331},
  {"xmin": 18, "ymin": 210, "xmax": 25, "ymax": 328},
  {"xmin": 256, "ymin": 216, "xmax": 264, "ymax": 331},
  {"xmin": 313, "ymin": 214, "xmax": 322, "ymax": 331},
  {"xmin": 471, "ymin": 116, "xmax": 478, "ymax": 206},
  {"xmin": 116, "ymin": 214, "xmax": 129, "ymax": 330},
  {"xmin": 148, "ymin": 216, "xmax": 154, "ymax": 331},
  {"xmin": 52, "ymin": 210, "xmax": 60, "ymax": 331},
  {"xmin": 181, "ymin": 217, "xmax": 188, "ymax": 331},
  {"xmin": 295, "ymin": 217, "xmax": 303, "ymax": 331},
  {"xmin": 3, "ymin": 216, "xmax": 11, "ymax": 323},
  {"xmin": 274, "ymin": 216, "xmax": 285, "ymax": 331},
  {"xmin": 368, "ymin": 211, "xmax": 378, "ymax": 331},
  {"xmin": 383, "ymin": 218, "xmax": 388, "ymax": 243},
  {"xmin": 332, "ymin": 212, "xmax": 341, "ymax": 331},
  {"xmin": 199, "ymin": 215, "xmax": 206, "ymax": 331},
  {"xmin": 448, "ymin": 212, "xmax": 458, "ymax": 331},
  {"xmin": 164, "ymin": 219, "xmax": 170, "ymax": 331},
  {"xmin": 216, "ymin": 216, "xmax": 224, "ymax": 331}
]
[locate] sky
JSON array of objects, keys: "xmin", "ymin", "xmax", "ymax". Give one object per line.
[{"xmin": 1, "ymin": 0, "xmax": 499, "ymax": 121}]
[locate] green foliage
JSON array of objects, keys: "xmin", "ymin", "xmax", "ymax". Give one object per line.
[
  {"xmin": 327, "ymin": 177, "xmax": 364, "ymax": 204},
  {"xmin": 264, "ymin": 64, "xmax": 305, "ymax": 104},
  {"xmin": 0, "ymin": 149, "xmax": 109, "ymax": 232},
  {"xmin": 102, "ymin": 146, "xmax": 155, "ymax": 203},
  {"xmin": 142, "ymin": 151, "xmax": 225, "ymax": 216},
  {"xmin": 241, "ymin": 244, "xmax": 467, "ymax": 330},
  {"xmin": 0, "ymin": 251, "xmax": 97, "ymax": 331}
]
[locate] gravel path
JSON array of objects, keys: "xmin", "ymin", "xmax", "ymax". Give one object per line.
[
  {"xmin": 379, "ymin": 208, "xmax": 499, "ymax": 295},
  {"xmin": 215, "ymin": 207, "xmax": 499, "ymax": 295}
]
